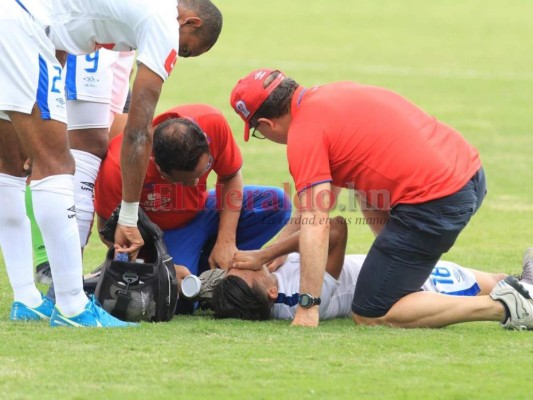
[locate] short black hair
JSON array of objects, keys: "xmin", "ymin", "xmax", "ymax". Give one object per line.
[
  {"xmin": 211, "ymin": 275, "xmax": 272, "ymax": 321},
  {"xmin": 181, "ymin": 0, "xmax": 223, "ymax": 50},
  {"xmin": 250, "ymin": 71, "xmax": 299, "ymax": 127},
  {"xmin": 153, "ymin": 118, "xmax": 209, "ymax": 173}
]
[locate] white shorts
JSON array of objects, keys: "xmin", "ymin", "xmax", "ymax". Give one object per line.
[
  {"xmin": 421, "ymin": 261, "xmax": 481, "ymax": 296},
  {"xmin": 65, "ymin": 49, "xmax": 134, "ymax": 114},
  {"xmin": 0, "ymin": 1, "xmax": 67, "ymax": 123}
]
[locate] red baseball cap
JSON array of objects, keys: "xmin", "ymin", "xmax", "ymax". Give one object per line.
[{"xmin": 230, "ymin": 69, "xmax": 286, "ymax": 141}]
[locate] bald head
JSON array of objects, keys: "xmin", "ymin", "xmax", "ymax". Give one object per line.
[{"xmin": 153, "ymin": 118, "xmax": 209, "ymax": 173}]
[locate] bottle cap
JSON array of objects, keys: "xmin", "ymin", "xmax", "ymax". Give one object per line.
[
  {"xmin": 181, "ymin": 275, "xmax": 202, "ymax": 298},
  {"xmin": 115, "ymin": 252, "xmax": 129, "ymax": 262}
]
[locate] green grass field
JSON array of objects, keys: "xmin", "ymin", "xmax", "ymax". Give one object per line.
[{"xmin": 1, "ymin": 1, "xmax": 533, "ymax": 398}]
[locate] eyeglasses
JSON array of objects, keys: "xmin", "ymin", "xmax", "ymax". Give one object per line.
[
  {"xmin": 250, "ymin": 120, "xmax": 266, "ymax": 140},
  {"xmin": 155, "ymin": 153, "xmax": 213, "ymax": 185},
  {"xmin": 205, "ymin": 154, "xmax": 213, "ymax": 171}
]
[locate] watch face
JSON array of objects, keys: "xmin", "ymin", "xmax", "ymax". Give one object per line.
[
  {"xmin": 299, "ymin": 294, "xmax": 312, "ymax": 307},
  {"xmin": 299, "ymin": 293, "xmax": 321, "ymax": 308}
]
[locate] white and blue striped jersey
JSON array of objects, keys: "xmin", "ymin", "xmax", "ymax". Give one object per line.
[
  {"xmin": 25, "ymin": 0, "xmax": 179, "ymax": 80},
  {"xmin": 271, "ymin": 254, "xmax": 480, "ymax": 320}
]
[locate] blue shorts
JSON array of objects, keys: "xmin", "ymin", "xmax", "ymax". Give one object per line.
[
  {"xmin": 352, "ymin": 168, "xmax": 487, "ymax": 318},
  {"xmin": 163, "ymin": 185, "xmax": 291, "ymax": 276}
]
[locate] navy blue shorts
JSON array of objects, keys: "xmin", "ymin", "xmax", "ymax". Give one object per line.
[{"xmin": 352, "ymin": 168, "xmax": 487, "ymax": 318}]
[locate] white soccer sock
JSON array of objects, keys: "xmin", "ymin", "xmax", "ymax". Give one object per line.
[
  {"xmin": 31, "ymin": 175, "xmax": 88, "ymax": 316},
  {"xmin": 0, "ymin": 174, "xmax": 42, "ymax": 307},
  {"xmin": 72, "ymin": 149, "xmax": 102, "ymax": 247}
]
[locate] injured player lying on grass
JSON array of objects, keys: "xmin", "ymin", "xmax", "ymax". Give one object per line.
[
  {"xmin": 47, "ymin": 217, "xmax": 533, "ymax": 328},
  {"xmin": 208, "ymin": 216, "xmax": 533, "ymax": 328}
]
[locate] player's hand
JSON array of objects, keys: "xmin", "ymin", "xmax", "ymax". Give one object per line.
[
  {"xmin": 208, "ymin": 240, "xmax": 238, "ymax": 270},
  {"xmin": 265, "ymin": 254, "xmax": 288, "ymax": 272},
  {"xmin": 292, "ymin": 306, "xmax": 319, "ymax": 327},
  {"xmin": 174, "ymin": 265, "xmax": 191, "ymax": 280},
  {"xmin": 114, "ymin": 223, "xmax": 144, "ymax": 260},
  {"xmin": 231, "ymin": 249, "xmax": 267, "ymax": 271},
  {"xmin": 174, "ymin": 265, "xmax": 191, "ymax": 289}
]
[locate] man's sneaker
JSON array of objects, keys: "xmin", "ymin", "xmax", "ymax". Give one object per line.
[
  {"xmin": 35, "ymin": 261, "xmax": 52, "ymax": 285},
  {"xmin": 519, "ymin": 247, "xmax": 533, "ymax": 285},
  {"xmin": 489, "ymin": 275, "xmax": 533, "ymax": 330},
  {"xmin": 10, "ymin": 294, "xmax": 54, "ymax": 321},
  {"xmin": 50, "ymin": 295, "xmax": 137, "ymax": 328}
]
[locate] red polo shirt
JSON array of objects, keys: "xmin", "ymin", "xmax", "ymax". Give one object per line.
[
  {"xmin": 94, "ymin": 104, "xmax": 243, "ymax": 229},
  {"xmin": 287, "ymin": 83, "xmax": 481, "ymax": 210}
]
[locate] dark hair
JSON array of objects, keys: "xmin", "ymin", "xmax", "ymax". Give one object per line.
[
  {"xmin": 153, "ymin": 118, "xmax": 209, "ymax": 173},
  {"xmin": 250, "ymin": 71, "xmax": 299, "ymax": 127},
  {"xmin": 211, "ymin": 275, "xmax": 272, "ymax": 321},
  {"xmin": 181, "ymin": 0, "xmax": 223, "ymax": 50}
]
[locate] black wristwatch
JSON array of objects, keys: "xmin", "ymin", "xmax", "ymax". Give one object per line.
[{"xmin": 298, "ymin": 293, "xmax": 321, "ymax": 308}]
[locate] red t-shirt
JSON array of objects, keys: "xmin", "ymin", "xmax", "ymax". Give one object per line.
[
  {"xmin": 94, "ymin": 104, "xmax": 243, "ymax": 229},
  {"xmin": 287, "ymin": 83, "xmax": 481, "ymax": 210}
]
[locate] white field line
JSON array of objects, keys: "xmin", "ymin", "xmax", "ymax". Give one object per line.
[
  {"xmin": 220, "ymin": 59, "xmax": 533, "ymax": 82},
  {"xmin": 487, "ymin": 203, "xmax": 533, "ymax": 212}
]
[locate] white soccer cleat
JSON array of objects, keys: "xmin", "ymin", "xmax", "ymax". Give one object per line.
[{"xmin": 490, "ymin": 276, "xmax": 533, "ymax": 330}]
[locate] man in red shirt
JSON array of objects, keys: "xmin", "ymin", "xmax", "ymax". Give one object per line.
[
  {"xmin": 229, "ymin": 69, "xmax": 533, "ymax": 330},
  {"xmin": 94, "ymin": 104, "xmax": 291, "ymax": 309}
]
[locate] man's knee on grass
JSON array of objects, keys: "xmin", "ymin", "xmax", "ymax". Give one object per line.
[{"xmin": 351, "ymin": 312, "xmax": 387, "ymax": 327}]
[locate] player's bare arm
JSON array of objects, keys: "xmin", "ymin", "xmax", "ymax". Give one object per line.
[
  {"xmin": 254, "ymin": 207, "xmax": 301, "ymax": 270},
  {"xmin": 115, "ymin": 63, "xmax": 163, "ymax": 256},
  {"xmin": 232, "ymin": 214, "xmax": 347, "ymax": 278},
  {"xmin": 232, "ymin": 230, "xmax": 300, "ymax": 271},
  {"xmin": 323, "ymin": 216, "xmax": 348, "ymax": 280}
]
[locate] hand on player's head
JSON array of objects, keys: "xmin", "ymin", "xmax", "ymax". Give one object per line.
[{"xmin": 231, "ymin": 249, "xmax": 268, "ymax": 271}]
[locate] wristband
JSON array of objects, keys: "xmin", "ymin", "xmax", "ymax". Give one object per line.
[{"xmin": 118, "ymin": 200, "xmax": 139, "ymax": 227}]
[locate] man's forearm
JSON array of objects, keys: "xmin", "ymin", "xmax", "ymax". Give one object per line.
[
  {"xmin": 216, "ymin": 172, "xmax": 243, "ymax": 243},
  {"xmin": 121, "ymin": 63, "xmax": 162, "ymax": 204},
  {"xmin": 121, "ymin": 127, "xmax": 151, "ymax": 203},
  {"xmin": 260, "ymin": 231, "xmax": 300, "ymax": 262},
  {"xmin": 296, "ymin": 182, "xmax": 332, "ymax": 296},
  {"xmin": 299, "ymin": 214, "xmax": 330, "ymax": 297},
  {"xmin": 291, "ymin": 182, "xmax": 333, "ymax": 327}
]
